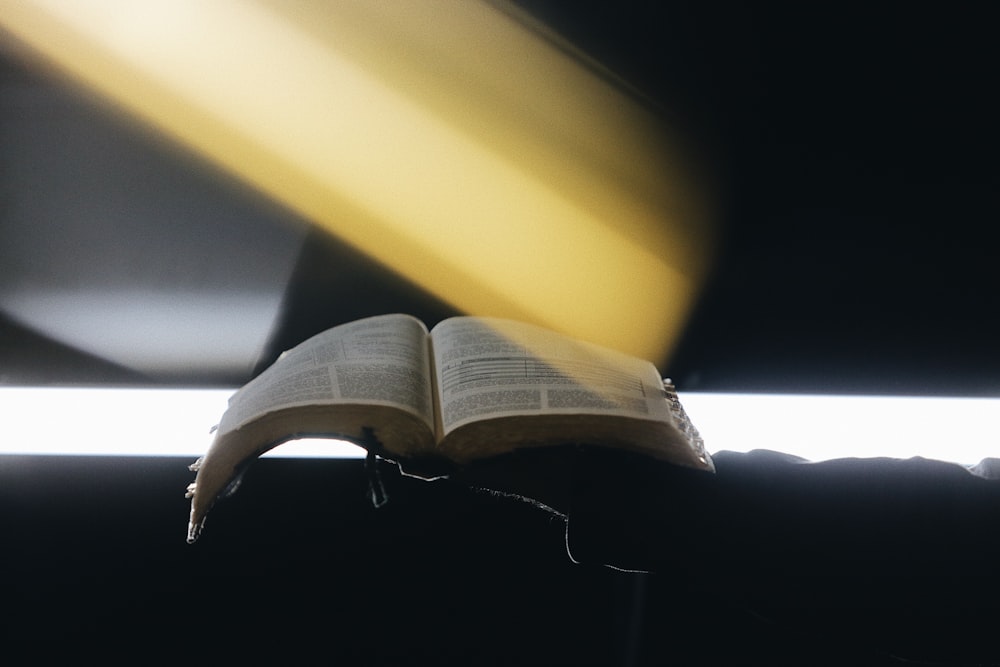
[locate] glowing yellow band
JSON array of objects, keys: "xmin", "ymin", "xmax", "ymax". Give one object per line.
[{"xmin": 1, "ymin": 0, "xmax": 712, "ymax": 363}]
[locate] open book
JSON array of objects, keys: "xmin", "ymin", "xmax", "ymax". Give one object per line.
[{"xmin": 186, "ymin": 314, "xmax": 712, "ymax": 542}]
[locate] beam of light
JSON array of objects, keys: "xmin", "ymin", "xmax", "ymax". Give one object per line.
[
  {"xmin": 679, "ymin": 393, "xmax": 999, "ymax": 466},
  {"xmin": 0, "ymin": 0, "xmax": 714, "ymax": 366},
  {"xmin": 0, "ymin": 387, "xmax": 365, "ymax": 458},
  {"xmin": 0, "ymin": 387, "xmax": 995, "ymax": 465}
]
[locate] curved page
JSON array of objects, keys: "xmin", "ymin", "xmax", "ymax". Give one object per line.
[
  {"xmin": 430, "ymin": 316, "xmax": 671, "ymax": 436},
  {"xmin": 219, "ymin": 313, "xmax": 434, "ymax": 434}
]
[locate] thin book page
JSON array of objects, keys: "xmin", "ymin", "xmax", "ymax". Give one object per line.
[
  {"xmin": 218, "ymin": 314, "xmax": 435, "ymax": 433},
  {"xmin": 430, "ymin": 316, "xmax": 672, "ymax": 435}
]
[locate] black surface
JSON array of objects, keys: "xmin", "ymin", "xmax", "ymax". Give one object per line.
[
  {"xmin": 0, "ymin": 457, "xmax": 638, "ymax": 664},
  {"xmin": 5, "ymin": 454, "xmax": 995, "ymax": 665}
]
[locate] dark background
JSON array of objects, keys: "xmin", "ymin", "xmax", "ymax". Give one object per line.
[{"xmin": 2, "ymin": 2, "xmax": 997, "ymax": 664}]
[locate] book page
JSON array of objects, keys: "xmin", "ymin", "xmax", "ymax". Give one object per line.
[
  {"xmin": 430, "ymin": 317, "xmax": 672, "ymax": 435},
  {"xmin": 218, "ymin": 314, "xmax": 434, "ymax": 433}
]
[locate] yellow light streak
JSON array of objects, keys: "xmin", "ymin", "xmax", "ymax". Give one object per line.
[{"xmin": 0, "ymin": 0, "xmax": 713, "ymax": 364}]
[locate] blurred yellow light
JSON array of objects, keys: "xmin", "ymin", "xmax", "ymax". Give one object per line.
[{"xmin": 0, "ymin": 0, "xmax": 713, "ymax": 364}]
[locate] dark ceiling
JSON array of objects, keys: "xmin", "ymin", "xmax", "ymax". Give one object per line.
[
  {"xmin": 1, "ymin": 3, "xmax": 998, "ymax": 664},
  {"xmin": 518, "ymin": 1, "xmax": 998, "ymax": 397}
]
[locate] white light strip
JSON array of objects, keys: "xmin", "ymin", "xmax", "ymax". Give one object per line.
[
  {"xmin": 0, "ymin": 387, "xmax": 996, "ymax": 464},
  {"xmin": 679, "ymin": 392, "xmax": 998, "ymax": 465},
  {"xmin": 0, "ymin": 387, "xmax": 365, "ymax": 458}
]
